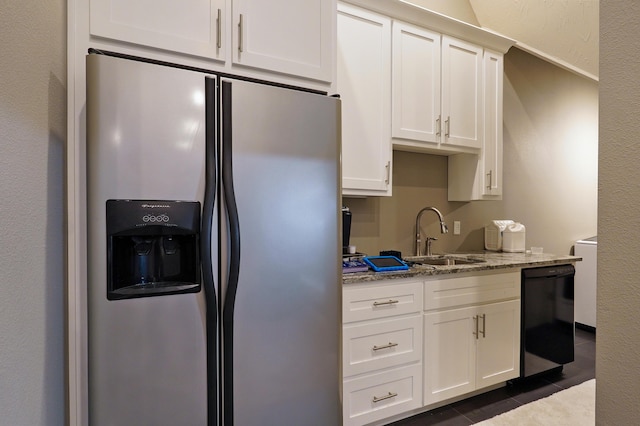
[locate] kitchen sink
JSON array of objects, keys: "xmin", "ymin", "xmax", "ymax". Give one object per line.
[{"xmin": 405, "ymin": 256, "xmax": 486, "ymax": 266}]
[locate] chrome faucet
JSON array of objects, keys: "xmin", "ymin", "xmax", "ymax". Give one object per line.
[{"xmin": 415, "ymin": 207, "xmax": 448, "ymax": 256}]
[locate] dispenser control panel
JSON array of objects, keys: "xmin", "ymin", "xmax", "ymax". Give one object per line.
[{"xmin": 105, "ymin": 199, "xmax": 201, "ymax": 300}]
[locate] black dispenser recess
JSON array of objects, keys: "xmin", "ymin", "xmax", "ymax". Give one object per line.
[{"xmin": 106, "ymin": 199, "xmax": 201, "ymax": 300}]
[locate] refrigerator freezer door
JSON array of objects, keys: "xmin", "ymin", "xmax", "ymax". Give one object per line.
[
  {"xmin": 86, "ymin": 54, "xmax": 209, "ymax": 425},
  {"xmin": 220, "ymin": 79, "xmax": 341, "ymax": 425}
]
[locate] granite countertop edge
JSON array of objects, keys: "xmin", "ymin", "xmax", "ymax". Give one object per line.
[{"xmin": 343, "ymin": 252, "xmax": 581, "ymax": 285}]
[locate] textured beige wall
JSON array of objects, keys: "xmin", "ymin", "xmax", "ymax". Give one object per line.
[
  {"xmin": 0, "ymin": 1, "xmax": 67, "ymax": 425},
  {"xmin": 469, "ymin": 0, "xmax": 599, "ymax": 79},
  {"xmin": 345, "ymin": 48, "xmax": 597, "ymax": 258},
  {"xmin": 597, "ymin": 1, "xmax": 640, "ymax": 423},
  {"xmin": 502, "ymin": 48, "xmax": 598, "ymax": 250}
]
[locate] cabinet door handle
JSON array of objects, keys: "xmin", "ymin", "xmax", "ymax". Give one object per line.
[
  {"xmin": 445, "ymin": 116, "xmax": 450, "ymax": 137},
  {"xmin": 372, "ymin": 342, "xmax": 399, "ymax": 351},
  {"xmin": 480, "ymin": 314, "xmax": 486, "ymax": 338},
  {"xmin": 372, "ymin": 392, "xmax": 398, "ymax": 403},
  {"xmin": 216, "ymin": 9, "xmax": 222, "ymax": 49},
  {"xmin": 373, "ymin": 299, "xmax": 399, "ymax": 307},
  {"xmin": 238, "ymin": 14, "xmax": 244, "ymax": 52},
  {"xmin": 384, "ymin": 161, "xmax": 390, "ymax": 184},
  {"xmin": 486, "ymin": 170, "xmax": 492, "ymax": 190},
  {"xmin": 436, "ymin": 116, "xmax": 441, "ymax": 137},
  {"xmin": 473, "ymin": 315, "xmax": 479, "ymax": 339}
]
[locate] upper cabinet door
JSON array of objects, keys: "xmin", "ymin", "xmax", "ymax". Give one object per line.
[
  {"xmin": 337, "ymin": 3, "xmax": 392, "ymax": 196},
  {"xmin": 391, "ymin": 22, "xmax": 441, "ymax": 143},
  {"xmin": 232, "ymin": 0, "xmax": 333, "ymax": 82},
  {"xmin": 482, "ymin": 50, "xmax": 504, "ymax": 197},
  {"xmin": 441, "ymin": 36, "xmax": 482, "ymax": 149},
  {"xmin": 90, "ymin": 0, "xmax": 227, "ymax": 61}
]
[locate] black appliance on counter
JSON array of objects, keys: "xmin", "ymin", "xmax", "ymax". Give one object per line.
[
  {"xmin": 342, "ymin": 206, "xmax": 352, "ymax": 254},
  {"xmin": 520, "ymin": 265, "xmax": 575, "ymax": 378}
]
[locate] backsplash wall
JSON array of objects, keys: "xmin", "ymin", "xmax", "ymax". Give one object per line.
[
  {"xmin": 344, "ymin": 151, "xmax": 503, "ymax": 257},
  {"xmin": 344, "ymin": 48, "xmax": 598, "ymax": 258}
]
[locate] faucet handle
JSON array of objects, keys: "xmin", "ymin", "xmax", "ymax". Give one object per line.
[{"xmin": 425, "ymin": 237, "xmax": 438, "ymax": 256}]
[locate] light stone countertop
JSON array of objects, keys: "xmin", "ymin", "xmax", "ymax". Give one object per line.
[{"xmin": 342, "ymin": 251, "xmax": 581, "ymax": 284}]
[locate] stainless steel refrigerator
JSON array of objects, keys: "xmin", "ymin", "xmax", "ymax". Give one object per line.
[{"xmin": 86, "ymin": 52, "xmax": 341, "ymax": 426}]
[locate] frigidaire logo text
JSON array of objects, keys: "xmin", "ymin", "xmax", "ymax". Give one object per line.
[
  {"xmin": 141, "ymin": 204, "xmax": 171, "ymax": 209},
  {"xmin": 142, "ymin": 214, "xmax": 170, "ymax": 223}
]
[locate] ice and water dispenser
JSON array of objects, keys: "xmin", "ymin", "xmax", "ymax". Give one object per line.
[{"xmin": 106, "ymin": 200, "xmax": 201, "ymax": 300}]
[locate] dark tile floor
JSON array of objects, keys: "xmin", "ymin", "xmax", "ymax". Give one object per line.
[{"xmin": 389, "ymin": 327, "xmax": 596, "ymax": 426}]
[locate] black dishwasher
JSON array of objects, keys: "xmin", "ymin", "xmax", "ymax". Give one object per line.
[{"xmin": 521, "ymin": 265, "xmax": 575, "ymax": 378}]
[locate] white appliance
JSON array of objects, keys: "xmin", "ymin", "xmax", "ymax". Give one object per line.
[
  {"xmin": 484, "ymin": 220, "xmax": 515, "ymax": 251},
  {"xmin": 575, "ymin": 236, "xmax": 597, "ymax": 328},
  {"xmin": 502, "ymin": 222, "xmax": 526, "ymax": 253},
  {"xmin": 86, "ymin": 52, "xmax": 341, "ymax": 425}
]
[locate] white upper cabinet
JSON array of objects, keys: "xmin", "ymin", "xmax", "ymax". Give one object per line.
[
  {"xmin": 391, "ymin": 22, "xmax": 441, "ymax": 144},
  {"xmin": 337, "ymin": 4, "xmax": 392, "ymax": 196},
  {"xmin": 337, "ymin": 0, "xmax": 514, "ymax": 198},
  {"xmin": 89, "ymin": 0, "xmax": 333, "ymax": 82},
  {"xmin": 448, "ymin": 49, "xmax": 504, "ymax": 201},
  {"xmin": 90, "ymin": 0, "xmax": 228, "ymax": 61},
  {"xmin": 232, "ymin": 0, "xmax": 333, "ymax": 81},
  {"xmin": 481, "ymin": 50, "xmax": 504, "ymax": 197},
  {"xmin": 441, "ymin": 36, "xmax": 482, "ymax": 149},
  {"xmin": 392, "ymin": 26, "xmax": 482, "ymax": 153}
]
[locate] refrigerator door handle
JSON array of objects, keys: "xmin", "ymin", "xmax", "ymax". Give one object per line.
[
  {"xmin": 221, "ymin": 80, "xmax": 241, "ymax": 426},
  {"xmin": 203, "ymin": 76, "xmax": 219, "ymax": 426}
]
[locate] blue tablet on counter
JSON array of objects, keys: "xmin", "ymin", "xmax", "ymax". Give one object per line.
[{"xmin": 363, "ymin": 256, "xmax": 409, "ymax": 272}]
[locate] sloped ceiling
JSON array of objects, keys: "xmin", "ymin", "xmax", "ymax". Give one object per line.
[
  {"xmin": 405, "ymin": 0, "xmax": 599, "ymax": 81},
  {"xmin": 469, "ymin": 0, "xmax": 599, "ymax": 81}
]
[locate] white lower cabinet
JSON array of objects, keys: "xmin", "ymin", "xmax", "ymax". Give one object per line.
[
  {"xmin": 343, "ymin": 363, "xmax": 422, "ymax": 426},
  {"xmin": 423, "ymin": 299, "xmax": 520, "ymax": 405},
  {"xmin": 342, "ymin": 271, "xmax": 520, "ymax": 425},
  {"xmin": 342, "ymin": 280, "xmax": 423, "ymax": 426},
  {"xmin": 343, "ymin": 315, "xmax": 422, "ymax": 377},
  {"xmin": 476, "ymin": 300, "xmax": 520, "ymax": 388},
  {"xmin": 423, "ymin": 271, "xmax": 521, "ymax": 406}
]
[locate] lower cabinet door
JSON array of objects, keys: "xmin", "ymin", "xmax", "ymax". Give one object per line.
[
  {"xmin": 343, "ymin": 364, "xmax": 422, "ymax": 426},
  {"xmin": 423, "ymin": 306, "xmax": 476, "ymax": 405},
  {"xmin": 476, "ymin": 300, "xmax": 521, "ymax": 388},
  {"xmin": 424, "ymin": 300, "xmax": 521, "ymax": 406}
]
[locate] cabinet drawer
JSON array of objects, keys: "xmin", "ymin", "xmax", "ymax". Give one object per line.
[
  {"xmin": 424, "ymin": 270, "xmax": 520, "ymax": 311},
  {"xmin": 343, "ymin": 315, "xmax": 422, "ymax": 377},
  {"xmin": 343, "ymin": 364, "xmax": 422, "ymax": 426},
  {"xmin": 344, "ymin": 281, "xmax": 423, "ymax": 323}
]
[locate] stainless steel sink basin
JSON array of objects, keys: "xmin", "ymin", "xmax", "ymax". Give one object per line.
[{"xmin": 405, "ymin": 256, "xmax": 486, "ymax": 266}]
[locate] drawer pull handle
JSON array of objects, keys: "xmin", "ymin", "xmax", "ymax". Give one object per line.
[
  {"xmin": 372, "ymin": 392, "xmax": 398, "ymax": 403},
  {"xmin": 372, "ymin": 342, "xmax": 398, "ymax": 351},
  {"xmin": 373, "ymin": 299, "xmax": 399, "ymax": 307}
]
